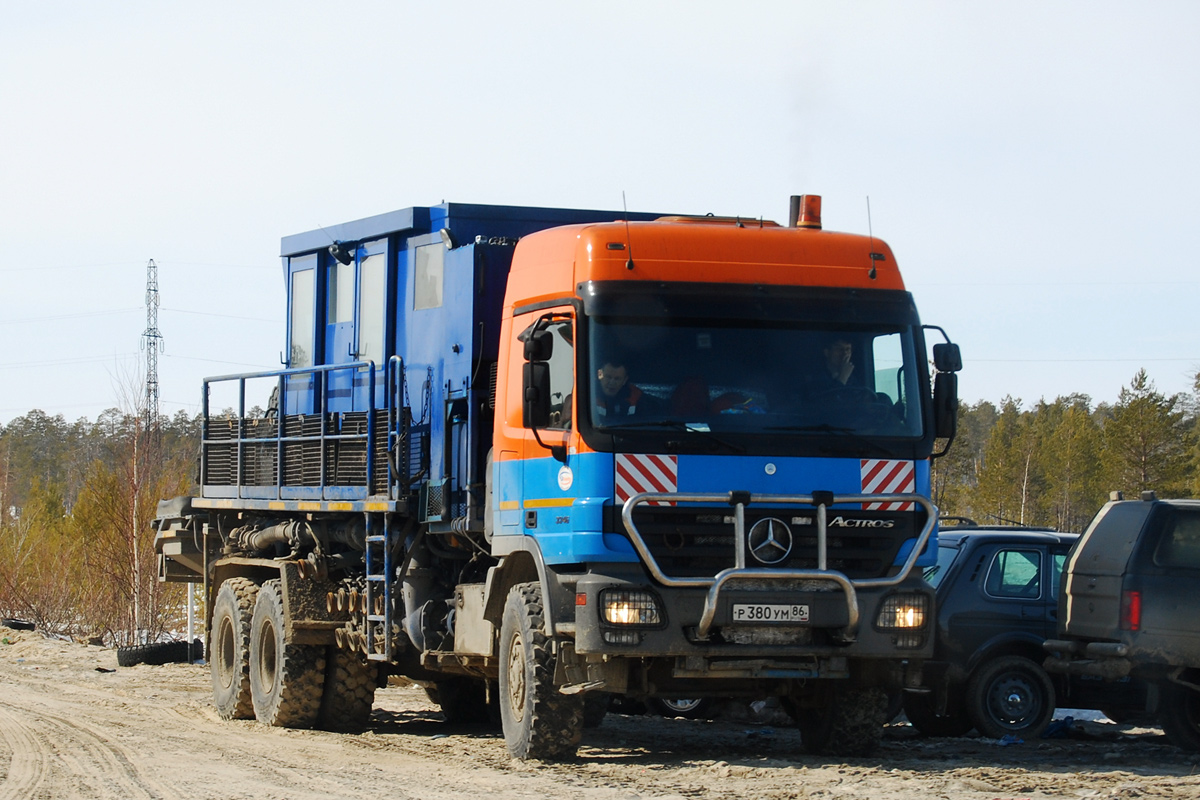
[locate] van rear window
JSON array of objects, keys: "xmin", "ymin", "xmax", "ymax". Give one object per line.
[{"xmin": 1153, "ymin": 508, "xmax": 1200, "ymax": 569}]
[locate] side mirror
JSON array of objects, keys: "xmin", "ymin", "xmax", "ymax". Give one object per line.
[
  {"xmin": 522, "ymin": 362, "xmax": 552, "ymax": 429},
  {"xmin": 933, "ymin": 342, "xmax": 962, "ymax": 373},
  {"xmin": 933, "ymin": 371, "xmax": 959, "ymax": 440},
  {"xmin": 524, "ymin": 329, "xmax": 554, "ymax": 362}
]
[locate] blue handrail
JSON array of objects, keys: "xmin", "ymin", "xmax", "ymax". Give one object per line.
[{"xmin": 200, "ymin": 361, "xmax": 381, "ymax": 501}]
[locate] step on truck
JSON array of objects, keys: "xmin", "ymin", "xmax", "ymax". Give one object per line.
[{"xmin": 154, "ymin": 196, "xmax": 962, "ymax": 758}]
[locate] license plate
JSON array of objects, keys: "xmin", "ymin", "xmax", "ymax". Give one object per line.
[{"xmin": 731, "ymin": 603, "xmax": 810, "ymax": 623}]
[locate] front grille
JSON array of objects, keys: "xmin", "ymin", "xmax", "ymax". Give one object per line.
[{"xmin": 621, "ymin": 506, "xmax": 923, "ymax": 580}]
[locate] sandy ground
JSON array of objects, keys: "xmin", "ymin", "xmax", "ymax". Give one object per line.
[{"xmin": 3, "ymin": 630, "xmax": 1200, "ymax": 800}]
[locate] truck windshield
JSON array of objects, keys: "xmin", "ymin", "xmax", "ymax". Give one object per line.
[{"xmin": 587, "ymin": 316, "xmax": 926, "ymax": 439}]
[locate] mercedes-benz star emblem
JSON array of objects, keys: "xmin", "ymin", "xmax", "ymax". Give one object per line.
[{"xmin": 748, "ymin": 517, "xmax": 793, "ymax": 565}]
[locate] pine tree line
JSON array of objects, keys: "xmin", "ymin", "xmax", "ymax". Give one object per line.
[
  {"xmin": 0, "ymin": 409, "xmax": 199, "ymax": 643},
  {"xmin": 934, "ymin": 369, "xmax": 1197, "ymax": 531}
]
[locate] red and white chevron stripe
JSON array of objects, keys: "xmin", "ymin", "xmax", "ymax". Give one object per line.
[
  {"xmin": 616, "ymin": 454, "xmax": 678, "ymax": 506},
  {"xmin": 860, "ymin": 459, "xmax": 915, "ymax": 511}
]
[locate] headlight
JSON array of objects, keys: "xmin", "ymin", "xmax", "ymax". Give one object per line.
[
  {"xmin": 600, "ymin": 588, "xmax": 663, "ymax": 626},
  {"xmin": 876, "ymin": 592, "xmax": 929, "ymax": 630}
]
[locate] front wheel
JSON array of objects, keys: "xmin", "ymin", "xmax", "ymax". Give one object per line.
[
  {"xmin": 498, "ymin": 582, "xmax": 583, "ymax": 760},
  {"xmin": 965, "ymin": 655, "xmax": 1055, "ymax": 739},
  {"xmin": 1159, "ymin": 684, "xmax": 1200, "ymax": 751},
  {"xmin": 793, "ymin": 686, "xmax": 887, "ymax": 756}
]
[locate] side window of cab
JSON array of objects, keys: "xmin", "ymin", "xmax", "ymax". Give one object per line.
[{"xmin": 516, "ymin": 313, "xmax": 575, "ymax": 431}]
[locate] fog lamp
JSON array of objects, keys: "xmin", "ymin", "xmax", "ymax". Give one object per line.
[
  {"xmin": 876, "ymin": 593, "xmax": 929, "ymax": 630},
  {"xmin": 892, "ymin": 631, "xmax": 926, "ymax": 649},
  {"xmin": 600, "ymin": 589, "xmax": 662, "ymax": 626},
  {"xmin": 602, "ymin": 630, "xmax": 643, "ymax": 645}
]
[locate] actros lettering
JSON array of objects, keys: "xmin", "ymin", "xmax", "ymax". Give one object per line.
[{"xmin": 829, "ymin": 516, "xmax": 895, "ymax": 529}]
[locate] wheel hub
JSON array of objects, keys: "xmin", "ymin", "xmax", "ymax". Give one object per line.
[
  {"xmin": 991, "ymin": 676, "xmax": 1037, "ymax": 724},
  {"xmin": 218, "ymin": 617, "xmax": 236, "ymax": 689},
  {"xmin": 507, "ymin": 631, "xmax": 526, "ymax": 722}
]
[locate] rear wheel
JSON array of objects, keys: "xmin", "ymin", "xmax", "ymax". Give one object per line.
[
  {"xmin": 498, "ymin": 582, "xmax": 583, "ymax": 760},
  {"xmin": 1159, "ymin": 684, "xmax": 1200, "ymax": 751},
  {"xmin": 794, "ymin": 686, "xmax": 887, "ymax": 756},
  {"xmin": 211, "ymin": 578, "xmax": 259, "ymax": 720},
  {"xmin": 317, "ymin": 648, "xmax": 378, "ymax": 731},
  {"xmin": 249, "ymin": 580, "xmax": 326, "ymax": 728},
  {"xmin": 965, "ymin": 655, "xmax": 1055, "ymax": 739}
]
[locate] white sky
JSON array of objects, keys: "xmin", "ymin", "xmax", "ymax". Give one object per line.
[{"xmin": 2, "ymin": 1, "xmax": 1198, "ymax": 425}]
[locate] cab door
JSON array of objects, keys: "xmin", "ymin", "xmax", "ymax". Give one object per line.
[
  {"xmin": 493, "ymin": 308, "xmax": 578, "ymax": 543},
  {"xmin": 519, "ymin": 311, "xmax": 577, "ymax": 539}
]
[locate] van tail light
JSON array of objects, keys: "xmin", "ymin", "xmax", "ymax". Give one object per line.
[{"xmin": 1120, "ymin": 590, "xmax": 1142, "ymax": 631}]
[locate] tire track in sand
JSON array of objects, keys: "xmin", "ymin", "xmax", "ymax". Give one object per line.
[{"xmin": 0, "ymin": 691, "xmax": 182, "ymax": 800}]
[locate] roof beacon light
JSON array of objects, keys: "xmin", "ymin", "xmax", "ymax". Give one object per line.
[{"xmin": 789, "ymin": 194, "xmax": 822, "ymax": 229}]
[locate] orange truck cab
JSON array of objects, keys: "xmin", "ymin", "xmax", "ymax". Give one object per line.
[{"xmin": 154, "ymin": 196, "xmax": 961, "ymax": 760}]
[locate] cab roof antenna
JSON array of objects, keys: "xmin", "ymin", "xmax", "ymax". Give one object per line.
[{"xmin": 866, "ymin": 196, "xmax": 880, "ymax": 281}]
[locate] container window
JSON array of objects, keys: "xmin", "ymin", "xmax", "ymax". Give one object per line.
[
  {"xmin": 289, "ymin": 264, "xmax": 315, "ymax": 368},
  {"xmin": 414, "ymin": 244, "xmax": 444, "ymax": 310}
]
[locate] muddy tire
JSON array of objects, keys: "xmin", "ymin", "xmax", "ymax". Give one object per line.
[
  {"xmin": 795, "ymin": 686, "xmax": 887, "ymax": 756},
  {"xmin": 248, "ymin": 580, "xmax": 326, "ymax": 728},
  {"xmin": 1159, "ymin": 684, "xmax": 1200, "ymax": 751},
  {"xmin": 965, "ymin": 655, "xmax": 1055, "ymax": 739},
  {"xmin": 211, "ymin": 578, "xmax": 259, "ymax": 719},
  {"xmin": 317, "ymin": 648, "xmax": 378, "ymax": 731},
  {"xmin": 117, "ymin": 639, "xmax": 202, "ymax": 668},
  {"xmin": 903, "ymin": 691, "xmax": 974, "ymax": 737},
  {"xmin": 498, "ymin": 582, "xmax": 583, "ymax": 760}
]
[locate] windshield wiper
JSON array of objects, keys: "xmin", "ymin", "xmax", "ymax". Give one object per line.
[
  {"xmin": 765, "ymin": 423, "xmax": 901, "ymax": 457},
  {"xmin": 603, "ymin": 419, "xmax": 745, "ymax": 453}
]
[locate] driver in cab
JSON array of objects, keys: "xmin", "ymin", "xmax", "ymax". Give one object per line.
[
  {"xmin": 821, "ymin": 337, "xmax": 854, "ymax": 387},
  {"xmin": 595, "ymin": 358, "xmax": 646, "ymax": 420}
]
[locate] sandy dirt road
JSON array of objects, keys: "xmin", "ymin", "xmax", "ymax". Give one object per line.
[{"xmin": 3, "ymin": 630, "xmax": 1200, "ymax": 800}]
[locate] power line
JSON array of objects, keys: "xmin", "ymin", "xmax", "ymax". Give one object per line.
[
  {"xmin": 0, "ymin": 306, "xmax": 278, "ymax": 325},
  {"xmin": 0, "ymin": 354, "xmax": 140, "ymax": 370},
  {"xmin": 0, "ymin": 308, "xmax": 141, "ymax": 325},
  {"xmin": 162, "ymin": 307, "xmax": 280, "ymax": 323}
]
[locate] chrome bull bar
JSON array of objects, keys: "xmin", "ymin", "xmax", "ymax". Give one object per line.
[{"xmin": 619, "ymin": 492, "xmax": 937, "ymax": 641}]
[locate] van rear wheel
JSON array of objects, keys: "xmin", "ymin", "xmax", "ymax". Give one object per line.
[{"xmin": 1159, "ymin": 684, "xmax": 1200, "ymax": 751}]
